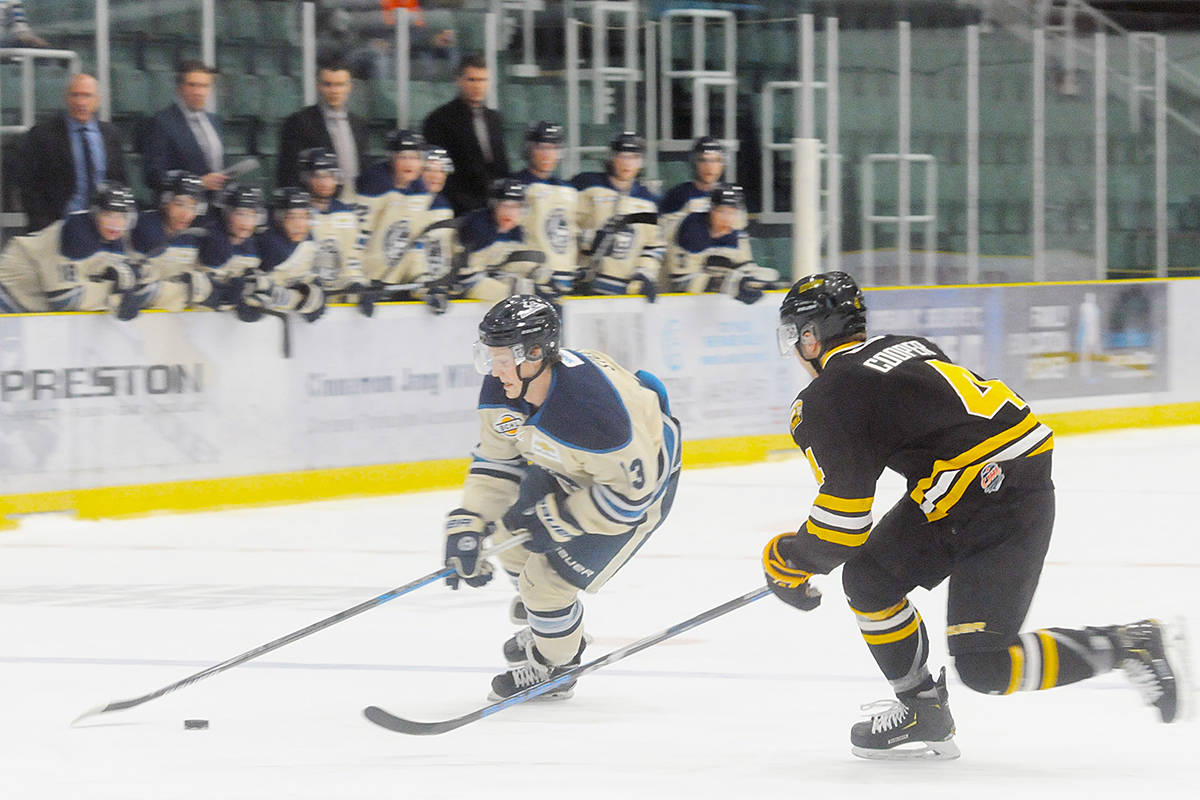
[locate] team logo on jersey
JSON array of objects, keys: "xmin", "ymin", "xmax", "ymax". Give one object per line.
[
  {"xmin": 789, "ymin": 399, "xmax": 803, "ymax": 432},
  {"xmin": 383, "ymin": 219, "xmax": 411, "ymax": 266},
  {"xmin": 980, "ymin": 462, "xmax": 1004, "ymax": 494},
  {"xmin": 314, "ymin": 239, "xmax": 342, "ymax": 283},
  {"xmin": 530, "ymin": 431, "xmax": 563, "ymax": 463},
  {"xmin": 423, "ymin": 238, "xmax": 448, "ymax": 279},
  {"xmin": 492, "ymin": 413, "xmax": 522, "ymax": 437},
  {"xmin": 610, "ymin": 228, "xmax": 635, "ymax": 261},
  {"xmin": 545, "ymin": 208, "xmax": 570, "ymax": 253}
]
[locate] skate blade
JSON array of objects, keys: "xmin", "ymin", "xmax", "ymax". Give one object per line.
[
  {"xmin": 487, "ymin": 686, "xmax": 575, "ymax": 702},
  {"xmin": 852, "ymin": 739, "xmax": 961, "ymax": 761},
  {"xmin": 1165, "ymin": 616, "xmax": 1194, "ymax": 723}
]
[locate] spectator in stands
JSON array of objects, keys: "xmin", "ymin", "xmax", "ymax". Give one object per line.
[
  {"xmin": 423, "ymin": 53, "xmax": 510, "ymax": 216},
  {"xmin": 276, "ymin": 60, "xmax": 369, "ymax": 200},
  {"xmin": 16, "ymin": 73, "xmax": 127, "ymax": 233},
  {"xmin": 1, "ymin": 1, "xmax": 50, "ymax": 48},
  {"xmin": 143, "ymin": 60, "xmax": 227, "ymax": 194}
]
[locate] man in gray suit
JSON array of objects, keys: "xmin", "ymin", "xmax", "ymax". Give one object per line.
[{"xmin": 143, "ymin": 60, "xmax": 227, "ymax": 194}]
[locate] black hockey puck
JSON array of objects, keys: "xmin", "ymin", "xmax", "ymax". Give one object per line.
[{"xmin": 183, "ymin": 719, "xmax": 209, "ymax": 730}]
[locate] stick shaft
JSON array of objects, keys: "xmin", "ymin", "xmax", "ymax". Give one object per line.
[
  {"xmin": 76, "ymin": 535, "xmax": 527, "ymax": 722},
  {"xmin": 365, "ymin": 585, "xmax": 771, "ymax": 735}
]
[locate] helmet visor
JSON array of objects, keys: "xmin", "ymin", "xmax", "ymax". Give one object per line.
[
  {"xmin": 776, "ymin": 321, "xmax": 800, "ymax": 356},
  {"xmin": 473, "ymin": 341, "xmax": 527, "ymax": 376}
]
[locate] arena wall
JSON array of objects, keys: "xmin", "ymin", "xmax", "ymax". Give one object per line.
[{"xmin": 2, "ymin": 278, "xmax": 1197, "ymax": 526}]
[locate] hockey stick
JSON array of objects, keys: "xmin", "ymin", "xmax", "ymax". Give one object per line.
[
  {"xmin": 72, "ymin": 533, "xmax": 530, "ymax": 725},
  {"xmin": 363, "ymin": 585, "xmax": 773, "ymax": 735}
]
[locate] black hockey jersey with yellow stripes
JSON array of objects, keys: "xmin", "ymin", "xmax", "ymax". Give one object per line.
[{"xmin": 788, "ymin": 334, "xmax": 1054, "ymax": 574}]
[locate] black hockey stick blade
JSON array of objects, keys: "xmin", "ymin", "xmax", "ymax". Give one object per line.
[
  {"xmin": 73, "ymin": 534, "xmax": 528, "ymax": 726},
  {"xmin": 363, "ymin": 585, "xmax": 772, "ymax": 735}
]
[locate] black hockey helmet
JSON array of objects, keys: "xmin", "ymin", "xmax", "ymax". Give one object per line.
[
  {"xmin": 386, "ymin": 128, "xmax": 426, "ymax": 153},
  {"xmin": 526, "ymin": 120, "xmax": 564, "ymax": 146},
  {"xmin": 474, "ymin": 294, "xmax": 561, "ymax": 376},
  {"xmin": 690, "ymin": 135, "xmax": 725, "ymax": 167},
  {"xmin": 160, "ymin": 170, "xmax": 205, "ymax": 200},
  {"xmin": 423, "ymin": 146, "xmax": 454, "ymax": 174},
  {"xmin": 271, "ymin": 186, "xmax": 311, "ymax": 211},
  {"xmin": 709, "ymin": 183, "xmax": 745, "ymax": 209},
  {"xmin": 218, "ymin": 182, "xmax": 265, "ymax": 211},
  {"xmin": 489, "ymin": 177, "xmax": 527, "ymax": 207},
  {"xmin": 777, "ymin": 272, "xmax": 867, "ymax": 366},
  {"xmin": 609, "ymin": 130, "xmax": 645, "ymax": 156},
  {"xmin": 298, "ymin": 147, "xmax": 341, "ymax": 176},
  {"xmin": 90, "ymin": 182, "xmax": 137, "ymax": 214}
]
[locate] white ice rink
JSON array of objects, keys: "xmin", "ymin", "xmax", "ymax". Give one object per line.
[{"xmin": 1, "ymin": 426, "xmax": 1197, "ymax": 799}]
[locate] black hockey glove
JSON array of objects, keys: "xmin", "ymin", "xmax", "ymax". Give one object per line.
[
  {"xmin": 763, "ymin": 532, "xmax": 822, "ymax": 611},
  {"xmin": 99, "ymin": 260, "xmax": 139, "ymax": 292},
  {"xmin": 443, "ymin": 508, "xmax": 494, "ymax": 590},
  {"xmin": 731, "ymin": 275, "xmax": 765, "ymax": 305}
]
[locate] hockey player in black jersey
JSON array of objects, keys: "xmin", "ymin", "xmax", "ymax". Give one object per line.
[
  {"xmin": 442, "ymin": 295, "xmax": 681, "ymax": 701},
  {"xmin": 764, "ymin": 271, "xmax": 1188, "ymax": 760}
]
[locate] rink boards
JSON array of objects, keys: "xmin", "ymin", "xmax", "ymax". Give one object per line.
[{"xmin": 2, "ymin": 278, "xmax": 1198, "ymax": 523}]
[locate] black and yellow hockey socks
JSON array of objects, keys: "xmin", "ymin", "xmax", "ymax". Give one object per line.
[
  {"xmin": 955, "ymin": 627, "xmax": 1118, "ymax": 694},
  {"xmin": 852, "ymin": 598, "xmax": 934, "ymax": 695}
]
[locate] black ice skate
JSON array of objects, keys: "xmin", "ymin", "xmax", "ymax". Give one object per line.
[
  {"xmin": 504, "ymin": 627, "xmax": 594, "ymax": 664},
  {"xmin": 1111, "ymin": 619, "xmax": 1190, "ymax": 723},
  {"xmin": 489, "ymin": 639, "xmax": 586, "ymax": 701},
  {"xmin": 850, "ymin": 668, "xmax": 960, "ymax": 761}
]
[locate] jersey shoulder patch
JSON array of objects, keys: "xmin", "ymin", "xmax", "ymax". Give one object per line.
[
  {"xmin": 675, "ymin": 212, "xmax": 712, "ymax": 252},
  {"xmin": 531, "ymin": 351, "xmax": 632, "ymax": 453},
  {"xmin": 60, "ymin": 212, "xmax": 106, "ymax": 260}
]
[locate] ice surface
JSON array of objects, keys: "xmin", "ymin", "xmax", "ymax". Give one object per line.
[{"xmin": 1, "ymin": 427, "xmax": 1197, "ymax": 799}]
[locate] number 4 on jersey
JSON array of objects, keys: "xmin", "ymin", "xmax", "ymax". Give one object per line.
[{"xmin": 926, "ymin": 360, "xmax": 1026, "ymax": 419}]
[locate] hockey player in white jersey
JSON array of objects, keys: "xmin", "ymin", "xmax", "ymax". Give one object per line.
[
  {"xmin": 356, "ymin": 129, "xmax": 452, "ymax": 292},
  {"xmin": 239, "ymin": 187, "xmax": 324, "ymax": 323},
  {"xmin": 421, "ymin": 146, "xmax": 452, "ymax": 197},
  {"xmin": 443, "ymin": 295, "xmax": 682, "ymax": 699},
  {"xmin": 451, "ymin": 177, "xmax": 552, "ymax": 304},
  {"xmin": 0, "ymin": 182, "xmax": 144, "ymax": 319},
  {"xmin": 666, "ymin": 183, "xmax": 779, "ymax": 304},
  {"xmin": 570, "ymin": 132, "xmax": 662, "ymax": 301},
  {"xmin": 298, "ymin": 147, "xmax": 373, "ymax": 315},
  {"xmin": 512, "ymin": 122, "xmax": 578, "ymax": 295},
  {"xmin": 658, "ymin": 135, "xmax": 738, "ymax": 245},
  {"xmin": 198, "ymin": 183, "xmax": 264, "ymax": 311},
  {"xmin": 129, "ymin": 170, "xmax": 222, "ymax": 311}
]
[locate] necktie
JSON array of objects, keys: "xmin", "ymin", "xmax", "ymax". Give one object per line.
[
  {"xmin": 325, "ymin": 111, "xmax": 358, "ymax": 183},
  {"xmin": 78, "ymin": 126, "xmax": 96, "ymax": 200},
  {"xmin": 192, "ymin": 112, "xmax": 221, "ymax": 172},
  {"xmin": 473, "ymin": 107, "xmax": 493, "ymax": 163}
]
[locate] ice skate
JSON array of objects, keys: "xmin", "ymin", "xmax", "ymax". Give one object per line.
[
  {"xmin": 504, "ymin": 627, "xmax": 594, "ymax": 664},
  {"xmin": 850, "ymin": 668, "xmax": 960, "ymax": 761},
  {"xmin": 509, "ymin": 595, "xmax": 527, "ymax": 625},
  {"xmin": 1111, "ymin": 619, "xmax": 1190, "ymax": 723},
  {"xmin": 489, "ymin": 639, "xmax": 586, "ymax": 701}
]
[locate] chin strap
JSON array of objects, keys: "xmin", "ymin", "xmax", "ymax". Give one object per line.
[{"xmin": 516, "ymin": 357, "xmax": 550, "ymax": 401}]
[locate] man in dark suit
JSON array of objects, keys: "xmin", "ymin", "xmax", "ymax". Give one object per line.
[
  {"xmin": 16, "ymin": 73, "xmax": 127, "ymax": 232},
  {"xmin": 422, "ymin": 53, "xmax": 510, "ymax": 216},
  {"xmin": 143, "ymin": 60, "xmax": 227, "ymax": 194},
  {"xmin": 276, "ymin": 61, "xmax": 369, "ymax": 198}
]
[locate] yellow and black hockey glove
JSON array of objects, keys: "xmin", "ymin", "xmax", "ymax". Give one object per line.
[{"xmin": 763, "ymin": 532, "xmax": 822, "ymax": 611}]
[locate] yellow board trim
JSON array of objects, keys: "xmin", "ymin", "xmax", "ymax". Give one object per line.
[
  {"xmin": 814, "ymin": 493, "xmax": 874, "ymax": 513},
  {"xmin": 861, "ymin": 612, "xmax": 923, "ymax": 645},
  {"xmin": 1005, "ymin": 644, "xmax": 1025, "ymax": 695},
  {"xmin": 1036, "ymin": 630, "xmax": 1060, "ymax": 690},
  {"xmin": 2, "ymin": 402, "xmax": 1198, "ymax": 527}
]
